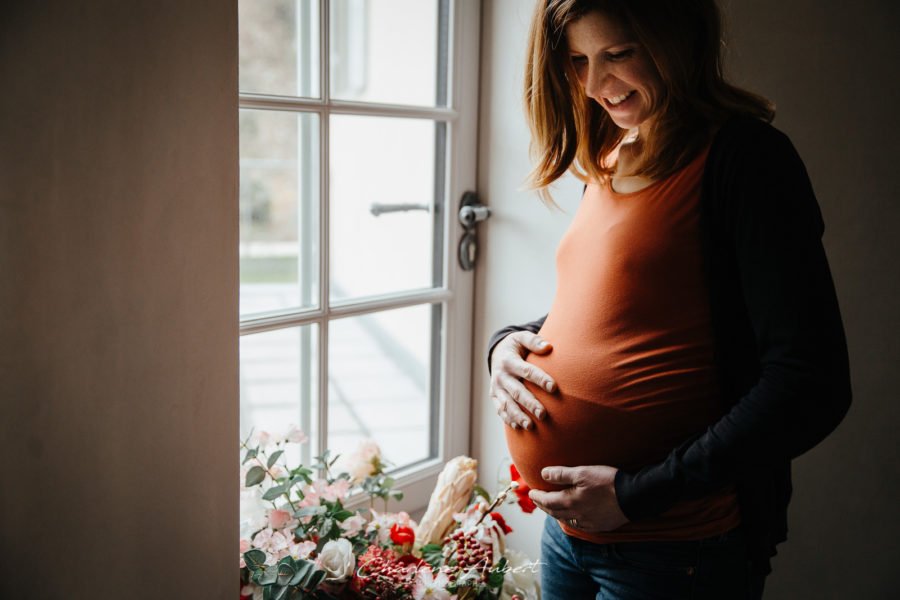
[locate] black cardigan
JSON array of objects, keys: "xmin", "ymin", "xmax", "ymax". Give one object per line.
[{"xmin": 485, "ymin": 116, "xmax": 853, "ymax": 576}]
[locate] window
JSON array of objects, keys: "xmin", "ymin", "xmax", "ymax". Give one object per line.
[{"xmin": 238, "ymin": 0, "xmax": 481, "ymax": 514}]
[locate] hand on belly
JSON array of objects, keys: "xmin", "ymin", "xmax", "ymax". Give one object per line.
[{"xmin": 504, "ymin": 379, "xmax": 673, "ymax": 492}]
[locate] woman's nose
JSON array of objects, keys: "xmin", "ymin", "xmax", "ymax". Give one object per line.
[{"xmin": 584, "ymin": 62, "xmax": 610, "ymax": 102}]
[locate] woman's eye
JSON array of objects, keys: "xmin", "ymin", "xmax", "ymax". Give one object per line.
[
  {"xmin": 606, "ymin": 49, "xmax": 634, "ymax": 61},
  {"xmin": 570, "ymin": 56, "xmax": 588, "ymax": 67}
]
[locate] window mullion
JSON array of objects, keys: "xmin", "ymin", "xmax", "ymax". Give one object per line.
[{"xmin": 317, "ymin": 0, "xmax": 331, "ymax": 475}]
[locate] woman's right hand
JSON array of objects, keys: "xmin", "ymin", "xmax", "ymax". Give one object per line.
[{"xmin": 489, "ymin": 331, "xmax": 556, "ymax": 430}]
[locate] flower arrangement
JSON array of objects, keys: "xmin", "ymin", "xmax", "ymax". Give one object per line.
[{"xmin": 239, "ymin": 428, "xmax": 542, "ymax": 600}]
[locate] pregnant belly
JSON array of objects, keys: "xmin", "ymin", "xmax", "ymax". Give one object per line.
[
  {"xmin": 505, "ymin": 354, "xmax": 722, "ymax": 493},
  {"xmin": 506, "ymin": 382, "xmax": 660, "ymax": 491}
]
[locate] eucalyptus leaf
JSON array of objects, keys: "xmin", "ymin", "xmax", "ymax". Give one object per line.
[
  {"xmin": 307, "ymin": 569, "xmax": 327, "ymax": 589},
  {"xmin": 263, "ymin": 483, "xmax": 288, "ymax": 501},
  {"xmin": 245, "ymin": 466, "xmax": 267, "ymax": 487},
  {"xmin": 288, "ymin": 559, "xmax": 313, "ymax": 586},
  {"xmin": 272, "ymin": 584, "xmax": 290, "ymax": 600},
  {"xmin": 244, "ymin": 549, "xmax": 268, "ymax": 571},
  {"xmin": 243, "ymin": 448, "xmax": 258, "ymax": 464},
  {"xmin": 276, "ymin": 559, "xmax": 296, "ymax": 586},
  {"xmin": 319, "ymin": 517, "xmax": 334, "ymax": 538},
  {"xmin": 267, "ymin": 450, "xmax": 284, "ymax": 468},
  {"xmin": 291, "ymin": 559, "xmax": 317, "ymax": 588},
  {"xmin": 259, "ymin": 564, "xmax": 278, "ymax": 585},
  {"xmin": 296, "ymin": 505, "xmax": 326, "ymax": 518}
]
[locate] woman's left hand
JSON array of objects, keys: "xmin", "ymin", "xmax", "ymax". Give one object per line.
[{"xmin": 528, "ymin": 465, "xmax": 630, "ymax": 532}]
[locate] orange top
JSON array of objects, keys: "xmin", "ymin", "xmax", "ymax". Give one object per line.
[{"xmin": 505, "ymin": 145, "xmax": 742, "ymax": 543}]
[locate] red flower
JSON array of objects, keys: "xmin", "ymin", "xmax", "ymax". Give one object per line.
[
  {"xmin": 490, "ymin": 511, "xmax": 513, "ymax": 534},
  {"xmin": 390, "ymin": 522, "xmax": 416, "ymax": 545},
  {"xmin": 510, "ymin": 464, "xmax": 536, "ymax": 513}
]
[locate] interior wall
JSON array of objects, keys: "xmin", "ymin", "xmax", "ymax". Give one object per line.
[
  {"xmin": 472, "ymin": 1, "xmax": 900, "ymax": 597},
  {"xmin": 473, "ymin": 0, "xmax": 585, "ymax": 566},
  {"xmin": 719, "ymin": 1, "xmax": 900, "ymax": 596},
  {"xmin": 0, "ymin": 2, "xmax": 238, "ymax": 598}
]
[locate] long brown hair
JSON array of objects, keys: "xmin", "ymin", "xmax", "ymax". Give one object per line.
[{"xmin": 524, "ymin": 0, "xmax": 775, "ymax": 206}]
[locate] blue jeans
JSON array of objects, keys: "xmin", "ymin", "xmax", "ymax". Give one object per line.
[{"xmin": 539, "ymin": 514, "xmax": 767, "ymax": 599}]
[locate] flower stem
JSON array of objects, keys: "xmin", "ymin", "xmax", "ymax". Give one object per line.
[{"xmin": 475, "ymin": 482, "xmax": 514, "ymax": 526}]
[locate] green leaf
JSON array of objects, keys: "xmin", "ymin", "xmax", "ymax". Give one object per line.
[
  {"xmin": 267, "ymin": 450, "xmax": 284, "ymax": 468},
  {"xmin": 382, "ymin": 476, "xmax": 395, "ymax": 488},
  {"xmin": 307, "ymin": 569, "xmax": 327, "ymax": 589},
  {"xmin": 319, "ymin": 517, "xmax": 334, "ymax": 538},
  {"xmin": 244, "ymin": 549, "xmax": 268, "ymax": 571},
  {"xmin": 272, "ymin": 586, "xmax": 289, "ymax": 600},
  {"xmin": 276, "ymin": 557, "xmax": 296, "ymax": 586},
  {"xmin": 259, "ymin": 564, "xmax": 278, "ymax": 585},
  {"xmin": 289, "ymin": 559, "xmax": 314, "ymax": 586},
  {"xmin": 488, "ymin": 556, "xmax": 509, "ymax": 588},
  {"xmin": 334, "ymin": 510, "xmax": 354, "ymax": 522},
  {"xmin": 243, "ymin": 448, "xmax": 259, "ymax": 464},
  {"xmin": 391, "ymin": 490, "xmax": 404, "ymax": 501},
  {"xmin": 296, "ymin": 505, "xmax": 326, "ymax": 518},
  {"xmin": 245, "ymin": 466, "xmax": 267, "ymax": 487},
  {"xmin": 289, "ymin": 475, "xmax": 308, "ymax": 489},
  {"xmin": 263, "ymin": 483, "xmax": 288, "ymax": 501},
  {"xmin": 421, "ymin": 543, "xmax": 444, "ymax": 568}
]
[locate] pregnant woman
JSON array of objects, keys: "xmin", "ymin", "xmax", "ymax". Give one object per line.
[{"xmin": 486, "ymin": 1, "xmax": 852, "ymax": 598}]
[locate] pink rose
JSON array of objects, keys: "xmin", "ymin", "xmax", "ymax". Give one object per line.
[{"xmin": 268, "ymin": 509, "xmax": 292, "ymax": 529}]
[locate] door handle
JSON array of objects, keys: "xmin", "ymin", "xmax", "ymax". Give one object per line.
[{"xmin": 457, "ymin": 191, "xmax": 491, "ymax": 271}]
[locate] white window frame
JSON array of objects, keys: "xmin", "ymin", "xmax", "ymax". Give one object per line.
[{"xmin": 238, "ymin": 0, "xmax": 481, "ymax": 516}]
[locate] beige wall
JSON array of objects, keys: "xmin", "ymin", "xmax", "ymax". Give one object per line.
[
  {"xmin": 0, "ymin": 2, "xmax": 238, "ymax": 598},
  {"xmin": 473, "ymin": 0, "xmax": 900, "ymax": 597}
]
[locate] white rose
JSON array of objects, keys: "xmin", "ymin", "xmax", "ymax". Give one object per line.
[
  {"xmin": 316, "ymin": 538, "xmax": 356, "ymax": 580},
  {"xmin": 502, "ymin": 548, "xmax": 539, "ymax": 599}
]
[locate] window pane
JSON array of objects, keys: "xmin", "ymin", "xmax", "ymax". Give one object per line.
[
  {"xmin": 239, "ymin": 0, "xmax": 320, "ymax": 98},
  {"xmin": 240, "ymin": 324, "xmax": 320, "ymax": 467},
  {"xmin": 329, "ymin": 115, "xmax": 443, "ymax": 303},
  {"xmin": 240, "ymin": 109, "xmax": 320, "ymax": 316},
  {"xmin": 330, "ymin": 0, "xmax": 445, "ymax": 106},
  {"xmin": 327, "ymin": 303, "xmax": 440, "ymax": 470}
]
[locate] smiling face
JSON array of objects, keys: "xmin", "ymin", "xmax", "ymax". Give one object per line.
[{"xmin": 565, "ymin": 10, "xmax": 664, "ymax": 138}]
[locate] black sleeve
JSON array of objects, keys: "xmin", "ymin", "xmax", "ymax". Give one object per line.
[
  {"xmin": 613, "ymin": 122, "xmax": 853, "ymax": 521},
  {"xmin": 485, "ymin": 314, "xmax": 548, "ymax": 375}
]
